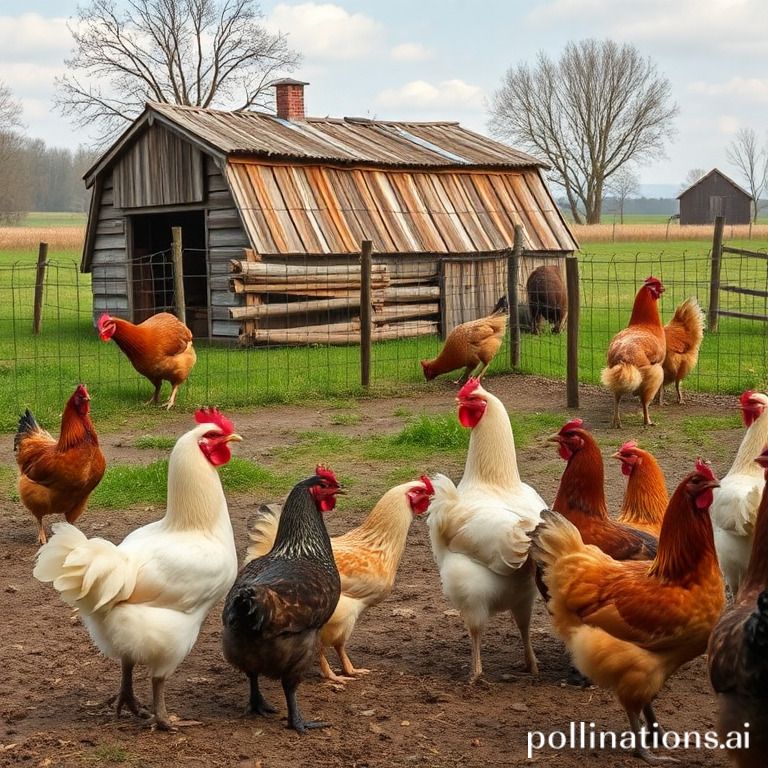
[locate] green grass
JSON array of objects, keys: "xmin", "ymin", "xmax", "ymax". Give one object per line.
[
  {"xmin": 2, "ymin": 238, "xmax": 768, "ymax": 433},
  {"xmin": 134, "ymin": 435, "xmax": 176, "ymax": 450},
  {"xmin": 19, "ymin": 211, "xmax": 87, "ymax": 228},
  {"xmin": 89, "ymin": 457, "xmax": 280, "ymax": 508}
]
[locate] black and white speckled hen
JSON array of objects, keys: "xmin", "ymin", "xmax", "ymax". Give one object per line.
[{"xmin": 221, "ymin": 466, "xmax": 342, "ymax": 733}]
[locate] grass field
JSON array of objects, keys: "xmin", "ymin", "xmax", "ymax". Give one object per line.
[{"xmin": 1, "ymin": 225, "xmax": 767, "ymax": 433}]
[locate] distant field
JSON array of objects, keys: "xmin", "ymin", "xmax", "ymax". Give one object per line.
[{"xmin": 21, "ymin": 211, "xmax": 87, "ymax": 228}]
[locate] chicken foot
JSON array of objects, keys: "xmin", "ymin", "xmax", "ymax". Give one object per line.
[
  {"xmin": 35, "ymin": 518, "xmax": 47, "ymax": 545},
  {"xmin": 628, "ymin": 710, "xmax": 679, "ymax": 764},
  {"xmin": 150, "ymin": 676, "xmax": 176, "ymax": 731},
  {"xmin": 144, "ymin": 382, "xmax": 162, "ymax": 406},
  {"xmin": 282, "ymin": 680, "xmax": 330, "ymax": 733},
  {"xmin": 110, "ymin": 661, "xmax": 151, "ymax": 720},
  {"xmin": 246, "ymin": 673, "xmax": 277, "ymax": 716},
  {"xmin": 163, "ymin": 384, "xmax": 181, "ymax": 410},
  {"xmin": 319, "ymin": 646, "xmax": 371, "ymax": 684}
]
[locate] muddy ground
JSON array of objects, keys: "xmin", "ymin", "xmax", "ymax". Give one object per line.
[{"xmin": 0, "ymin": 375, "xmax": 746, "ymax": 767}]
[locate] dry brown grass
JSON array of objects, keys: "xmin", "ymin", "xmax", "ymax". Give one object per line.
[
  {"xmin": 0, "ymin": 226, "xmax": 86, "ymax": 251},
  {"xmin": 572, "ymin": 222, "xmax": 768, "ymax": 243}
]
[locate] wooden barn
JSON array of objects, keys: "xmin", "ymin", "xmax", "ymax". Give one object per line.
[
  {"xmin": 81, "ymin": 80, "xmax": 577, "ymax": 343},
  {"xmin": 677, "ymin": 168, "xmax": 753, "ymax": 225}
]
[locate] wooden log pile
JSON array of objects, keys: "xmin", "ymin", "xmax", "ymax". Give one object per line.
[{"xmin": 229, "ymin": 257, "xmax": 439, "ymax": 345}]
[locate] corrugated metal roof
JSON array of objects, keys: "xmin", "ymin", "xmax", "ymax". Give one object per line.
[
  {"xmin": 226, "ymin": 160, "xmax": 577, "ymax": 256},
  {"xmin": 140, "ymin": 102, "xmax": 546, "ymax": 169}
]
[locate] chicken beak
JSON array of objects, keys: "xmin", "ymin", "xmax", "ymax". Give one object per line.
[
  {"xmin": 610, "ymin": 450, "xmax": 621, "ymax": 460},
  {"xmin": 546, "ymin": 433, "xmax": 561, "ymax": 443},
  {"xmin": 225, "ymin": 433, "xmax": 242, "ymax": 443},
  {"xmin": 703, "ymin": 480, "xmax": 720, "ymax": 491}
]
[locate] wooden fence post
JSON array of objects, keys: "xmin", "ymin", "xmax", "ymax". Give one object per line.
[
  {"xmin": 507, "ymin": 225, "xmax": 523, "ymax": 368},
  {"xmin": 171, "ymin": 226, "xmax": 186, "ymax": 325},
  {"xmin": 565, "ymin": 254, "xmax": 580, "ymax": 409},
  {"xmin": 32, "ymin": 241, "xmax": 48, "ymax": 335},
  {"xmin": 708, "ymin": 215, "xmax": 725, "ymax": 332},
  {"xmin": 360, "ymin": 240, "xmax": 373, "ymax": 387}
]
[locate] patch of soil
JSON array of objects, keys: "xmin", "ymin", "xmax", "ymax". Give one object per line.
[{"xmin": 0, "ymin": 375, "xmax": 742, "ymax": 767}]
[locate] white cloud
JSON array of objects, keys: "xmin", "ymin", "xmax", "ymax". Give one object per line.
[
  {"xmin": 717, "ymin": 115, "xmax": 741, "ymax": 135},
  {"xmin": 390, "ymin": 42, "xmax": 432, "ymax": 62},
  {"xmin": 0, "ymin": 13, "xmax": 71, "ymax": 63},
  {"xmin": 266, "ymin": 3, "xmax": 383, "ymax": 61},
  {"xmin": 690, "ymin": 77, "xmax": 768, "ymax": 103},
  {"xmin": 376, "ymin": 79, "xmax": 483, "ymax": 110}
]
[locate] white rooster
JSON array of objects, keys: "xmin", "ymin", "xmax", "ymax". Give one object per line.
[
  {"xmin": 427, "ymin": 378, "xmax": 546, "ymax": 682},
  {"xmin": 710, "ymin": 390, "xmax": 768, "ymax": 594},
  {"xmin": 33, "ymin": 408, "xmax": 241, "ymax": 730}
]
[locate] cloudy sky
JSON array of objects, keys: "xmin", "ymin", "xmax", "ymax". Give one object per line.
[{"xmin": 3, "ymin": 0, "xmax": 767, "ymax": 192}]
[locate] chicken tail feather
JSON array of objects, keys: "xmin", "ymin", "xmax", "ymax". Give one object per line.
[
  {"xmin": 14, "ymin": 409, "xmax": 43, "ymax": 451},
  {"xmin": 528, "ymin": 508, "xmax": 585, "ymax": 570},
  {"xmin": 600, "ymin": 362, "xmax": 642, "ymax": 394},
  {"xmin": 244, "ymin": 503, "xmax": 282, "ymax": 564},
  {"xmin": 33, "ymin": 522, "xmax": 137, "ymax": 614},
  {"xmin": 222, "ymin": 583, "xmax": 271, "ymax": 634}
]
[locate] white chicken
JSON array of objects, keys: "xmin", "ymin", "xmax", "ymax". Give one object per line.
[
  {"xmin": 33, "ymin": 408, "xmax": 241, "ymax": 730},
  {"xmin": 710, "ymin": 390, "xmax": 768, "ymax": 594},
  {"xmin": 427, "ymin": 378, "xmax": 546, "ymax": 682}
]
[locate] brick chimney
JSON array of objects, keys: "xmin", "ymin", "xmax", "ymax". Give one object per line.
[{"xmin": 274, "ymin": 78, "xmax": 308, "ymax": 120}]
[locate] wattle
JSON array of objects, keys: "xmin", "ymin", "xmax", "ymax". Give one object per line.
[{"xmin": 206, "ymin": 444, "xmax": 232, "ymax": 467}]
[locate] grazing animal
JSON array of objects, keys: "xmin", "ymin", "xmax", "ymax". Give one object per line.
[
  {"xmin": 15, "ymin": 384, "xmax": 106, "ymax": 544},
  {"xmin": 526, "ymin": 265, "xmax": 567, "ymax": 334},
  {"xmin": 421, "ymin": 296, "xmax": 508, "ymax": 385}
]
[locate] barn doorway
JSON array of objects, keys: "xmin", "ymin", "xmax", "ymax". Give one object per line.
[{"xmin": 129, "ymin": 210, "xmax": 209, "ymax": 337}]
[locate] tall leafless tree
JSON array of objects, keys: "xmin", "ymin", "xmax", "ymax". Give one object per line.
[
  {"xmin": 606, "ymin": 167, "xmax": 640, "ymax": 224},
  {"xmin": 680, "ymin": 168, "xmax": 707, "ymax": 192},
  {"xmin": 726, "ymin": 127, "xmax": 768, "ymax": 223},
  {"xmin": 489, "ymin": 39, "xmax": 677, "ymax": 224},
  {"xmin": 0, "ymin": 81, "xmax": 23, "ymax": 131},
  {"xmin": 0, "ymin": 81, "xmax": 31, "ymax": 222},
  {"xmin": 56, "ymin": 0, "xmax": 301, "ymax": 146}
]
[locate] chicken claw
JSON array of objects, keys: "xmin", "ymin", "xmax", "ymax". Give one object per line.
[
  {"xmin": 110, "ymin": 662, "xmax": 151, "ymax": 720},
  {"xmin": 246, "ymin": 675, "xmax": 277, "ymax": 716}
]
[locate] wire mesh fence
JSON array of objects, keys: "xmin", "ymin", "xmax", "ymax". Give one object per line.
[{"xmin": 2, "ymin": 240, "xmax": 767, "ymax": 431}]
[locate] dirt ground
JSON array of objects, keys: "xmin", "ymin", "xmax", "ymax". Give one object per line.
[{"xmin": 0, "ymin": 374, "xmax": 746, "ymax": 768}]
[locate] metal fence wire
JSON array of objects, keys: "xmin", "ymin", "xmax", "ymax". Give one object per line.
[{"xmin": 1, "ymin": 243, "xmax": 767, "ymax": 428}]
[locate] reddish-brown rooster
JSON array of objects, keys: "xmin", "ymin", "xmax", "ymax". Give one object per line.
[
  {"xmin": 97, "ymin": 312, "xmax": 196, "ymax": 409},
  {"xmin": 709, "ymin": 447, "xmax": 768, "ymax": 768},
  {"xmin": 532, "ymin": 459, "xmax": 725, "ymax": 763},
  {"xmin": 549, "ymin": 419, "xmax": 657, "ymax": 560},
  {"xmin": 601, "ymin": 276, "xmax": 666, "ymax": 428},
  {"xmin": 14, "ymin": 384, "xmax": 106, "ymax": 544},
  {"xmin": 421, "ymin": 296, "xmax": 508, "ymax": 385},
  {"xmin": 613, "ymin": 440, "xmax": 669, "ymax": 537}
]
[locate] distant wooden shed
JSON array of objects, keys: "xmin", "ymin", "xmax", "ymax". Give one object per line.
[
  {"xmin": 81, "ymin": 81, "xmax": 578, "ymax": 342},
  {"xmin": 677, "ymin": 168, "xmax": 752, "ymax": 225}
]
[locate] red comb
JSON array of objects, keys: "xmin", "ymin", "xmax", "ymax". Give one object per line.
[
  {"xmin": 316, "ymin": 464, "xmax": 338, "ymax": 484},
  {"xmin": 457, "ymin": 378, "xmax": 482, "ymax": 399},
  {"xmin": 644, "ymin": 275, "xmax": 659, "ymax": 284},
  {"xmin": 619, "ymin": 439, "xmax": 638, "ymax": 453},
  {"xmin": 194, "ymin": 407, "xmax": 235, "ymax": 435},
  {"xmin": 695, "ymin": 458, "xmax": 716, "ymax": 482},
  {"xmin": 74, "ymin": 383, "xmax": 89, "ymax": 397},
  {"xmin": 559, "ymin": 417, "xmax": 584, "ymax": 434},
  {"xmin": 419, "ymin": 474, "xmax": 435, "ymax": 496},
  {"xmin": 740, "ymin": 390, "xmax": 756, "ymax": 406}
]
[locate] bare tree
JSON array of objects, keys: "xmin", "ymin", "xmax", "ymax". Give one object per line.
[
  {"xmin": 726, "ymin": 128, "xmax": 768, "ymax": 222},
  {"xmin": 680, "ymin": 168, "xmax": 707, "ymax": 192},
  {"xmin": 489, "ymin": 39, "xmax": 677, "ymax": 224},
  {"xmin": 606, "ymin": 167, "xmax": 640, "ymax": 224},
  {"xmin": 56, "ymin": 0, "xmax": 301, "ymax": 146},
  {"xmin": 0, "ymin": 81, "xmax": 23, "ymax": 131}
]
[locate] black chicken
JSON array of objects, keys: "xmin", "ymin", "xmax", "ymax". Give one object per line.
[{"xmin": 221, "ymin": 466, "xmax": 342, "ymax": 733}]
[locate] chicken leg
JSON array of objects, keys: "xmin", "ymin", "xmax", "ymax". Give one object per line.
[
  {"xmin": 247, "ymin": 673, "xmax": 277, "ymax": 716},
  {"xmin": 35, "ymin": 517, "xmax": 47, "ymax": 545},
  {"xmin": 164, "ymin": 383, "xmax": 181, "ymax": 410},
  {"xmin": 151, "ymin": 676, "xmax": 174, "ymax": 730},
  {"xmin": 468, "ymin": 625, "xmax": 485, "ymax": 683},
  {"xmin": 282, "ymin": 679, "xmax": 330, "ymax": 733},
  {"xmin": 628, "ymin": 710, "xmax": 678, "ymax": 764},
  {"xmin": 112, "ymin": 660, "xmax": 150, "ymax": 720},
  {"xmin": 144, "ymin": 381, "xmax": 162, "ymax": 406}
]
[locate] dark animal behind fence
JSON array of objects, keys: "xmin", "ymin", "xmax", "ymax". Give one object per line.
[{"xmin": 526, "ymin": 265, "xmax": 567, "ymax": 334}]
